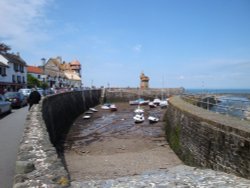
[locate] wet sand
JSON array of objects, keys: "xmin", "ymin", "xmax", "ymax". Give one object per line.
[{"xmin": 64, "ymin": 102, "xmax": 182, "ymax": 181}]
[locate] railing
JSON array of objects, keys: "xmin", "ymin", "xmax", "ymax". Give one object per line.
[{"xmin": 181, "ymin": 94, "xmax": 250, "ymax": 121}]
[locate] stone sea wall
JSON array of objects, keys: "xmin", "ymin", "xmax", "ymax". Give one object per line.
[
  {"xmin": 105, "ymin": 87, "xmax": 184, "ymax": 102},
  {"xmin": 165, "ymin": 96, "xmax": 250, "ymax": 179},
  {"xmin": 13, "ymin": 90, "xmax": 101, "ymax": 188}
]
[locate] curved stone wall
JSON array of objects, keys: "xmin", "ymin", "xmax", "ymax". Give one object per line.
[
  {"xmin": 165, "ymin": 96, "xmax": 250, "ymax": 179},
  {"xmin": 13, "ymin": 90, "xmax": 101, "ymax": 187}
]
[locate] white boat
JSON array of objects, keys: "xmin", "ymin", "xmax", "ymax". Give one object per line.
[
  {"xmin": 139, "ymin": 100, "xmax": 150, "ymax": 105},
  {"xmin": 153, "ymin": 98, "xmax": 161, "ymax": 105},
  {"xmin": 129, "ymin": 98, "xmax": 148, "ymax": 105},
  {"xmin": 133, "ymin": 114, "xmax": 145, "ymax": 123},
  {"xmin": 110, "ymin": 104, "xmax": 117, "ymax": 111},
  {"xmin": 129, "ymin": 100, "xmax": 139, "ymax": 105},
  {"xmin": 89, "ymin": 108, "xmax": 98, "ymax": 112},
  {"xmin": 148, "ymin": 116, "xmax": 159, "ymax": 123},
  {"xmin": 134, "ymin": 106, "xmax": 144, "ymax": 114},
  {"xmin": 160, "ymin": 100, "xmax": 168, "ymax": 108},
  {"xmin": 83, "ymin": 115, "xmax": 91, "ymax": 119},
  {"xmin": 101, "ymin": 103, "xmax": 111, "ymax": 110},
  {"xmin": 149, "ymin": 102, "xmax": 157, "ymax": 108},
  {"xmin": 85, "ymin": 111, "xmax": 94, "ymax": 114}
]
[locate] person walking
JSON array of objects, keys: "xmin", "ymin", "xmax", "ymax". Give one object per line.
[{"xmin": 28, "ymin": 88, "xmax": 41, "ymax": 110}]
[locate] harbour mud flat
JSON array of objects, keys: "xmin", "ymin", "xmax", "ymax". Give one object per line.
[{"xmin": 64, "ymin": 102, "xmax": 182, "ymax": 181}]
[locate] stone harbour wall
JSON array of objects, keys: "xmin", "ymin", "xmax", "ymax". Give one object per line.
[
  {"xmin": 165, "ymin": 96, "xmax": 250, "ymax": 179},
  {"xmin": 13, "ymin": 90, "xmax": 101, "ymax": 188},
  {"xmin": 105, "ymin": 87, "xmax": 184, "ymax": 102}
]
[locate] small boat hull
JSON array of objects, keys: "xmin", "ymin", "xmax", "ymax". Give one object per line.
[
  {"xmin": 133, "ymin": 114, "xmax": 145, "ymax": 123},
  {"xmin": 148, "ymin": 116, "xmax": 159, "ymax": 123}
]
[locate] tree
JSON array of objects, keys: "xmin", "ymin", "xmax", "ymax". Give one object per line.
[
  {"xmin": 0, "ymin": 43, "xmax": 11, "ymax": 53},
  {"xmin": 27, "ymin": 74, "xmax": 41, "ymax": 88}
]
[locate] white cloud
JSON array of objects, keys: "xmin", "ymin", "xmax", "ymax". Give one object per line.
[
  {"xmin": 0, "ymin": 0, "xmax": 52, "ymax": 50},
  {"xmin": 132, "ymin": 44, "xmax": 142, "ymax": 52}
]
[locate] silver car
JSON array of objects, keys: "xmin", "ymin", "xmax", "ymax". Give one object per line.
[
  {"xmin": 0, "ymin": 94, "xmax": 11, "ymax": 115},
  {"xmin": 18, "ymin": 88, "xmax": 31, "ymax": 97}
]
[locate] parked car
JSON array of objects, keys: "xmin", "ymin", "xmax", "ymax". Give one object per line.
[
  {"xmin": 0, "ymin": 94, "xmax": 12, "ymax": 115},
  {"xmin": 18, "ymin": 88, "xmax": 31, "ymax": 97},
  {"xmin": 36, "ymin": 88, "xmax": 45, "ymax": 96},
  {"xmin": 4, "ymin": 92, "xmax": 27, "ymax": 108}
]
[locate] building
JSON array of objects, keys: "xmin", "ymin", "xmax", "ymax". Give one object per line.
[
  {"xmin": 140, "ymin": 72, "xmax": 149, "ymax": 89},
  {"xmin": 27, "ymin": 66, "xmax": 46, "ymax": 83},
  {"xmin": 0, "ymin": 52, "xmax": 27, "ymax": 94},
  {"xmin": 42, "ymin": 56, "xmax": 82, "ymax": 89}
]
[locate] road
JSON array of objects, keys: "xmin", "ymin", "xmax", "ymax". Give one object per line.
[{"xmin": 0, "ymin": 106, "xmax": 28, "ymax": 188}]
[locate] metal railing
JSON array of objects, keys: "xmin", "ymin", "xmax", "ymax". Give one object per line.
[{"xmin": 181, "ymin": 94, "xmax": 250, "ymax": 121}]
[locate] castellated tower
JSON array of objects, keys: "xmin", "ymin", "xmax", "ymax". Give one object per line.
[{"xmin": 140, "ymin": 72, "xmax": 149, "ymax": 89}]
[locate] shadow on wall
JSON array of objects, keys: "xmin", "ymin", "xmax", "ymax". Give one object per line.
[{"xmin": 42, "ymin": 90, "xmax": 101, "ymax": 154}]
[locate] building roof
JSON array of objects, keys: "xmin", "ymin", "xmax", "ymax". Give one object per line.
[
  {"xmin": 64, "ymin": 71, "xmax": 81, "ymax": 81},
  {"xmin": 27, "ymin": 66, "xmax": 43, "ymax": 74},
  {"xmin": 1, "ymin": 52, "xmax": 27, "ymax": 66},
  {"xmin": 70, "ymin": 60, "xmax": 81, "ymax": 66}
]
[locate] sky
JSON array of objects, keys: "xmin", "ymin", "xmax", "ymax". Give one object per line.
[{"xmin": 0, "ymin": 0, "xmax": 250, "ymax": 89}]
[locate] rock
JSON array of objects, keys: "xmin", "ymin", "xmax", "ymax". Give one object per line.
[{"xmin": 15, "ymin": 161, "xmax": 35, "ymax": 174}]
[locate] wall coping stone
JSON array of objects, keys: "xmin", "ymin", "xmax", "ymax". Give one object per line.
[
  {"xmin": 13, "ymin": 101, "xmax": 70, "ymax": 187},
  {"xmin": 170, "ymin": 96, "xmax": 250, "ymax": 138}
]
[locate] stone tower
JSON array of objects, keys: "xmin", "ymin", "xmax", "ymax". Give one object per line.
[{"xmin": 140, "ymin": 72, "xmax": 149, "ymax": 89}]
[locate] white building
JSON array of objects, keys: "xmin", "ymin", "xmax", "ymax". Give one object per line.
[{"xmin": 0, "ymin": 53, "xmax": 27, "ymax": 94}]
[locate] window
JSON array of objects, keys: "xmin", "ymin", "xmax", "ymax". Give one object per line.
[
  {"xmin": 12, "ymin": 75, "xmax": 16, "ymax": 82},
  {"xmin": 14, "ymin": 64, "xmax": 19, "ymax": 72},
  {"xmin": 20, "ymin": 65, "xmax": 24, "ymax": 73},
  {"xmin": 0, "ymin": 66, "xmax": 6, "ymax": 76},
  {"xmin": 22, "ymin": 76, "xmax": 25, "ymax": 83},
  {"xmin": 17, "ymin": 75, "xmax": 21, "ymax": 83},
  {"xmin": 38, "ymin": 75, "xmax": 41, "ymax": 79}
]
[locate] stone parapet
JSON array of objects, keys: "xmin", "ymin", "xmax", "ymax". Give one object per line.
[
  {"xmin": 165, "ymin": 96, "xmax": 250, "ymax": 179},
  {"xmin": 105, "ymin": 88, "xmax": 184, "ymax": 102},
  {"xmin": 13, "ymin": 90, "xmax": 101, "ymax": 187}
]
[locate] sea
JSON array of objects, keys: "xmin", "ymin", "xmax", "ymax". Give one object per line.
[{"xmin": 184, "ymin": 89, "xmax": 250, "ymax": 120}]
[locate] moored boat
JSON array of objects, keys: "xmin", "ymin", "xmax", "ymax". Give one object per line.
[
  {"xmin": 101, "ymin": 103, "xmax": 111, "ymax": 110},
  {"xmin": 83, "ymin": 115, "xmax": 91, "ymax": 119},
  {"xmin": 148, "ymin": 116, "xmax": 159, "ymax": 123},
  {"xmin": 89, "ymin": 108, "xmax": 98, "ymax": 112},
  {"xmin": 153, "ymin": 98, "xmax": 161, "ymax": 106},
  {"xmin": 134, "ymin": 106, "xmax": 144, "ymax": 114},
  {"xmin": 133, "ymin": 114, "xmax": 145, "ymax": 123},
  {"xmin": 149, "ymin": 101, "xmax": 157, "ymax": 108},
  {"xmin": 110, "ymin": 104, "xmax": 117, "ymax": 111}
]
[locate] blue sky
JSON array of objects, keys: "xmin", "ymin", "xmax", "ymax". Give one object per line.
[{"xmin": 1, "ymin": 0, "xmax": 250, "ymax": 89}]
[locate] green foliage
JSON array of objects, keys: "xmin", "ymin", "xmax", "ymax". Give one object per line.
[
  {"xmin": 169, "ymin": 124, "xmax": 181, "ymax": 151},
  {"xmin": 27, "ymin": 74, "xmax": 41, "ymax": 88},
  {"xmin": 27, "ymin": 74, "xmax": 48, "ymax": 89}
]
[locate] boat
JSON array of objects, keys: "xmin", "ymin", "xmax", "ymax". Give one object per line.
[
  {"xmin": 139, "ymin": 99, "xmax": 150, "ymax": 105},
  {"xmin": 89, "ymin": 108, "xmax": 97, "ymax": 112},
  {"xmin": 129, "ymin": 100, "xmax": 140, "ymax": 105},
  {"xmin": 134, "ymin": 106, "xmax": 144, "ymax": 114},
  {"xmin": 83, "ymin": 115, "xmax": 91, "ymax": 119},
  {"xmin": 153, "ymin": 98, "xmax": 161, "ymax": 106},
  {"xmin": 149, "ymin": 101, "xmax": 157, "ymax": 108},
  {"xmin": 129, "ymin": 98, "xmax": 148, "ymax": 105},
  {"xmin": 133, "ymin": 114, "xmax": 145, "ymax": 123},
  {"xmin": 85, "ymin": 111, "xmax": 94, "ymax": 114},
  {"xmin": 148, "ymin": 116, "xmax": 159, "ymax": 123},
  {"xmin": 110, "ymin": 104, "xmax": 117, "ymax": 111},
  {"xmin": 101, "ymin": 103, "xmax": 111, "ymax": 110},
  {"xmin": 160, "ymin": 99, "xmax": 168, "ymax": 108}
]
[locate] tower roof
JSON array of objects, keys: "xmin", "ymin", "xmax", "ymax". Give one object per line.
[{"xmin": 70, "ymin": 60, "xmax": 80, "ymax": 66}]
